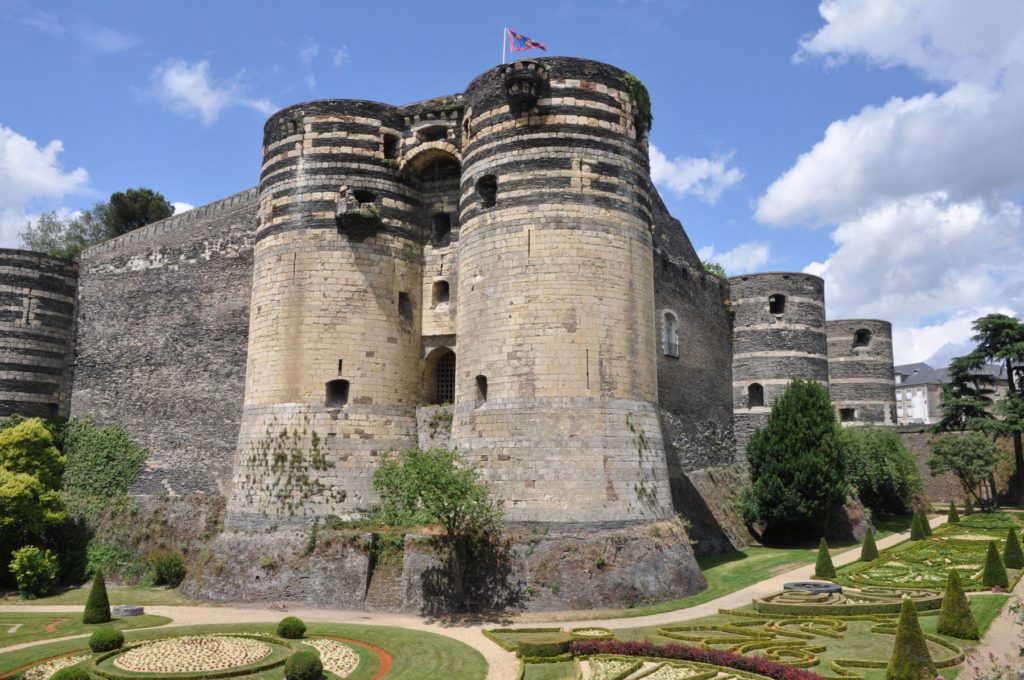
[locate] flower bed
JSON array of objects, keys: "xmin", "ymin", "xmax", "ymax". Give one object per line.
[
  {"xmin": 753, "ymin": 586, "xmax": 942, "ymax": 615},
  {"xmin": 22, "ymin": 654, "xmax": 91, "ymax": 680},
  {"xmin": 89, "ymin": 634, "xmax": 293, "ymax": 679},
  {"xmin": 305, "ymin": 639, "xmax": 361, "ymax": 678}
]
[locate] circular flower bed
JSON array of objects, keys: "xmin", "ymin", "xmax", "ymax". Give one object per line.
[
  {"xmin": 23, "ymin": 655, "xmax": 90, "ymax": 680},
  {"xmin": 112, "ymin": 636, "xmax": 273, "ymax": 673},
  {"xmin": 305, "ymin": 639, "xmax": 361, "ymax": 677},
  {"xmin": 570, "ymin": 627, "xmax": 614, "ymax": 640}
]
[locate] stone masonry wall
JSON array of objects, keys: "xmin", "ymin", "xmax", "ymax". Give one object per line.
[
  {"xmin": 827, "ymin": 319, "xmax": 897, "ymax": 425},
  {"xmin": 71, "ymin": 189, "xmax": 257, "ymax": 497}
]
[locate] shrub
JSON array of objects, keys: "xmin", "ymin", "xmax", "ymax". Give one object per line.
[
  {"xmin": 517, "ymin": 633, "xmax": 572, "ymax": 658},
  {"xmin": 277, "ymin": 616, "xmax": 306, "ymax": 639},
  {"xmin": 983, "ymin": 540, "xmax": 1009, "ymax": 588},
  {"xmin": 814, "ymin": 538, "xmax": 836, "ymax": 578},
  {"xmin": 964, "ymin": 496, "xmax": 974, "ymax": 515},
  {"xmin": 9, "ymin": 545, "xmax": 59, "ymax": 598},
  {"xmin": 841, "ymin": 426, "xmax": 922, "ymax": 515},
  {"xmin": 921, "ymin": 510, "xmax": 932, "ymax": 536},
  {"xmin": 0, "ymin": 468, "xmax": 65, "ymax": 562},
  {"xmin": 0, "ymin": 418, "xmax": 65, "ymax": 489},
  {"xmin": 740, "ymin": 379, "xmax": 849, "ymax": 536},
  {"xmin": 947, "ymin": 502, "xmax": 960, "ymax": 523},
  {"xmin": 284, "ymin": 650, "xmax": 322, "ymax": 680},
  {"xmin": 147, "ymin": 550, "xmax": 186, "ymax": 587},
  {"xmin": 89, "ymin": 626, "xmax": 124, "ymax": 652},
  {"xmin": 909, "ymin": 511, "xmax": 926, "ymax": 541},
  {"xmin": 51, "ymin": 667, "xmax": 90, "ymax": 680},
  {"xmin": 83, "ymin": 569, "xmax": 111, "ymax": 623},
  {"xmin": 860, "ymin": 530, "xmax": 879, "ymax": 562},
  {"xmin": 885, "ymin": 598, "xmax": 936, "ymax": 680},
  {"xmin": 937, "ymin": 570, "xmax": 979, "ymax": 640},
  {"xmin": 1004, "ymin": 528, "xmax": 1024, "ymax": 569},
  {"xmin": 61, "ymin": 419, "xmax": 145, "ymax": 498}
]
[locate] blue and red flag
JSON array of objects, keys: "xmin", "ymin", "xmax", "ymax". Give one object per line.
[{"xmin": 507, "ymin": 28, "xmax": 547, "ymax": 53}]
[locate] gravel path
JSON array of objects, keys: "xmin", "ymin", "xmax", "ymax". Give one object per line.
[{"xmin": 0, "ymin": 514, "xmax": 966, "ymax": 680}]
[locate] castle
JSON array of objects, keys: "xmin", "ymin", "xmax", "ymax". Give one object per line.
[{"xmin": 0, "ymin": 57, "xmax": 895, "ymax": 610}]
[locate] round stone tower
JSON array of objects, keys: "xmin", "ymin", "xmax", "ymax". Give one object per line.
[
  {"xmin": 827, "ymin": 319, "xmax": 897, "ymax": 425},
  {"xmin": 453, "ymin": 57, "xmax": 674, "ymax": 523},
  {"xmin": 0, "ymin": 249, "xmax": 77, "ymax": 418},
  {"xmin": 730, "ymin": 272, "xmax": 828, "ymax": 457},
  {"xmin": 226, "ymin": 100, "xmax": 424, "ymax": 529}
]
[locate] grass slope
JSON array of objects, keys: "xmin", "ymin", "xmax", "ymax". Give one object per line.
[
  {"xmin": 0, "ymin": 612, "xmax": 169, "ymax": 647},
  {"xmin": 0, "ymin": 585, "xmax": 199, "ymax": 607}
]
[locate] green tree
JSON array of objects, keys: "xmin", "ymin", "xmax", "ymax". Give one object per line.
[
  {"xmin": 841, "ymin": 426, "xmax": 922, "ymax": 514},
  {"xmin": 932, "ymin": 355, "xmax": 998, "ymax": 434},
  {"xmin": 703, "ymin": 261, "xmax": 728, "ymax": 280},
  {"xmin": 937, "ymin": 570, "xmax": 978, "ymax": 639},
  {"xmin": 105, "ymin": 188, "xmax": 173, "ymax": 237},
  {"xmin": 860, "ymin": 530, "xmax": 879, "ymax": 562},
  {"xmin": 885, "ymin": 598, "xmax": 936, "ymax": 680},
  {"xmin": 18, "ymin": 203, "xmax": 111, "ymax": 259},
  {"xmin": 982, "ymin": 540, "xmax": 1009, "ymax": 588},
  {"xmin": 373, "ymin": 447, "xmax": 502, "ymax": 538},
  {"xmin": 1004, "ymin": 528, "xmax": 1024, "ymax": 569},
  {"xmin": 0, "ymin": 418, "xmax": 65, "ymax": 489},
  {"xmin": 9, "ymin": 546, "xmax": 59, "ymax": 598},
  {"xmin": 814, "ymin": 537, "xmax": 836, "ymax": 578},
  {"xmin": 83, "ymin": 569, "xmax": 111, "ymax": 623},
  {"xmin": 910, "ymin": 511, "xmax": 926, "ymax": 540},
  {"xmin": 964, "ymin": 496, "xmax": 974, "ymax": 515},
  {"xmin": 947, "ymin": 501, "xmax": 960, "ymax": 523},
  {"xmin": 928, "ymin": 433, "xmax": 1002, "ymax": 507},
  {"xmin": 0, "ymin": 469, "xmax": 65, "ymax": 552},
  {"xmin": 740, "ymin": 379, "xmax": 850, "ymax": 536}
]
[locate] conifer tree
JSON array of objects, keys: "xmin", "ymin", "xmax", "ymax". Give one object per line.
[
  {"xmin": 983, "ymin": 540, "xmax": 1009, "ymax": 589},
  {"xmin": 83, "ymin": 570, "xmax": 111, "ymax": 624},
  {"xmin": 937, "ymin": 570, "xmax": 979, "ymax": 640},
  {"xmin": 964, "ymin": 496, "xmax": 974, "ymax": 515},
  {"xmin": 947, "ymin": 502, "xmax": 960, "ymax": 523},
  {"xmin": 1003, "ymin": 528, "xmax": 1024, "ymax": 569},
  {"xmin": 920, "ymin": 509, "xmax": 932, "ymax": 536},
  {"xmin": 885, "ymin": 598, "xmax": 936, "ymax": 680},
  {"xmin": 861, "ymin": 530, "xmax": 879, "ymax": 562},
  {"xmin": 910, "ymin": 511, "xmax": 926, "ymax": 540},
  {"xmin": 815, "ymin": 537, "xmax": 836, "ymax": 578}
]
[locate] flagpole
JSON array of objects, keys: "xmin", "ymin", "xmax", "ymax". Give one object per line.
[{"xmin": 502, "ymin": 26, "xmax": 506, "ymax": 64}]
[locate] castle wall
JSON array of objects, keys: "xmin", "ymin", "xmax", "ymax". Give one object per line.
[
  {"xmin": 71, "ymin": 189, "xmax": 257, "ymax": 496},
  {"xmin": 827, "ymin": 319, "xmax": 897, "ymax": 425},
  {"xmin": 0, "ymin": 249, "xmax": 77, "ymax": 418},
  {"xmin": 730, "ymin": 272, "xmax": 828, "ymax": 457},
  {"xmin": 451, "ymin": 57, "xmax": 674, "ymax": 523}
]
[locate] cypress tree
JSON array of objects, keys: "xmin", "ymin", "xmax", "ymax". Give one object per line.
[
  {"xmin": 885, "ymin": 598, "xmax": 936, "ymax": 680},
  {"xmin": 937, "ymin": 570, "xmax": 979, "ymax": 640},
  {"xmin": 964, "ymin": 496, "xmax": 974, "ymax": 515},
  {"xmin": 910, "ymin": 511, "xmax": 926, "ymax": 540},
  {"xmin": 982, "ymin": 540, "xmax": 1009, "ymax": 589},
  {"xmin": 1004, "ymin": 528, "xmax": 1024, "ymax": 569},
  {"xmin": 947, "ymin": 502, "xmax": 960, "ymax": 523},
  {"xmin": 815, "ymin": 537, "xmax": 836, "ymax": 578},
  {"xmin": 861, "ymin": 529, "xmax": 879, "ymax": 562},
  {"xmin": 83, "ymin": 569, "xmax": 111, "ymax": 624}
]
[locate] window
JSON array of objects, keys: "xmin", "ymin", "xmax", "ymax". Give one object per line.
[
  {"xmin": 434, "ymin": 352, "xmax": 456, "ymax": 404},
  {"xmin": 353, "ymin": 189, "xmax": 376, "ymax": 205},
  {"xmin": 896, "ymin": 391, "xmax": 902, "ymax": 400},
  {"xmin": 853, "ymin": 328, "xmax": 872, "ymax": 347},
  {"xmin": 432, "ymin": 213, "xmax": 452, "ymax": 246},
  {"xmin": 897, "ymin": 404, "xmax": 904, "ymax": 414},
  {"xmin": 326, "ymin": 379, "xmax": 349, "ymax": 407},
  {"xmin": 839, "ymin": 408, "xmax": 856, "ymax": 422},
  {"xmin": 916, "ymin": 388, "xmax": 923, "ymax": 396},
  {"xmin": 475, "ymin": 375, "xmax": 488, "ymax": 405},
  {"xmin": 286, "ymin": 119, "xmax": 299, "ymax": 134},
  {"xmin": 432, "ymin": 280, "xmax": 450, "ymax": 306},
  {"xmin": 417, "ymin": 125, "xmax": 448, "ymax": 143},
  {"xmin": 398, "ymin": 292, "xmax": 413, "ymax": 332},
  {"xmin": 476, "ymin": 175, "xmax": 497, "ymax": 208},
  {"xmin": 768, "ymin": 294, "xmax": 786, "ymax": 315},
  {"xmin": 662, "ymin": 311, "xmax": 679, "ymax": 357},
  {"xmin": 747, "ymin": 383, "xmax": 764, "ymax": 408},
  {"xmin": 383, "ymin": 133, "xmax": 400, "ymax": 159}
]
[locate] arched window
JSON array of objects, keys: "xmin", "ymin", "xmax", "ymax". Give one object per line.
[
  {"xmin": 662, "ymin": 311, "xmax": 679, "ymax": 357},
  {"xmin": 434, "ymin": 352, "xmax": 456, "ymax": 404},
  {"xmin": 432, "ymin": 280, "xmax": 450, "ymax": 306},
  {"xmin": 853, "ymin": 328, "xmax": 872, "ymax": 348},
  {"xmin": 768, "ymin": 294, "xmax": 786, "ymax": 315},
  {"xmin": 326, "ymin": 379, "xmax": 349, "ymax": 408},
  {"xmin": 747, "ymin": 383, "xmax": 764, "ymax": 408},
  {"xmin": 476, "ymin": 175, "xmax": 497, "ymax": 208}
]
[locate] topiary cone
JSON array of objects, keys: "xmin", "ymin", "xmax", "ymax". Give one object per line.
[
  {"xmin": 910, "ymin": 511, "xmax": 926, "ymax": 540},
  {"xmin": 886, "ymin": 598, "xmax": 936, "ymax": 680},
  {"xmin": 83, "ymin": 569, "xmax": 111, "ymax": 624},
  {"xmin": 815, "ymin": 537, "xmax": 836, "ymax": 578},
  {"xmin": 920, "ymin": 509, "xmax": 932, "ymax": 536},
  {"xmin": 937, "ymin": 570, "xmax": 979, "ymax": 640},
  {"xmin": 983, "ymin": 540, "xmax": 1009, "ymax": 589},
  {"xmin": 964, "ymin": 496, "xmax": 974, "ymax": 515},
  {"xmin": 1004, "ymin": 528, "xmax": 1024, "ymax": 569},
  {"xmin": 947, "ymin": 502, "xmax": 960, "ymax": 523},
  {"xmin": 861, "ymin": 530, "xmax": 879, "ymax": 562}
]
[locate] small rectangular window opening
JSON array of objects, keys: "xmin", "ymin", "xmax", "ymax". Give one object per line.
[
  {"xmin": 326, "ymin": 379, "xmax": 350, "ymax": 408},
  {"xmin": 839, "ymin": 408, "xmax": 856, "ymax": 422},
  {"xmin": 383, "ymin": 134, "xmax": 400, "ymax": 159},
  {"xmin": 477, "ymin": 176, "xmax": 497, "ymax": 209},
  {"xmin": 398, "ymin": 292, "xmax": 413, "ymax": 333},
  {"xmin": 432, "ymin": 213, "xmax": 452, "ymax": 246},
  {"xmin": 768, "ymin": 294, "xmax": 786, "ymax": 315},
  {"xmin": 475, "ymin": 375, "xmax": 488, "ymax": 406},
  {"xmin": 432, "ymin": 280, "xmax": 450, "ymax": 306}
]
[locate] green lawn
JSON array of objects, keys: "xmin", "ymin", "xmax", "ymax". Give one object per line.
[
  {"xmin": 0, "ymin": 611, "xmax": 169, "ymax": 646},
  {"xmin": 0, "ymin": 621, "xmax": 487, "ymax": 680},
  {"xmin": 0, "ymin": 584, "xmax": 200, "ymax": 607},
  {"xmin": 521, "ymin": 660, "xmax": 579, "ymax": 679}
]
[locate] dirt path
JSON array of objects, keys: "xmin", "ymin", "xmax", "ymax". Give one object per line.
[
  {"xmin": 959, "ymin": 577, "xmax": 1023, "ymax": 677},
  {"xmin": 0, "ymin": 515, "xmax": 950, "ymax": 680}
]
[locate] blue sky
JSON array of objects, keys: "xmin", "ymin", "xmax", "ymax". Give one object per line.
[{"xmin": 1, "ymin": 0, "xmax": 1022, "ymax": 365}]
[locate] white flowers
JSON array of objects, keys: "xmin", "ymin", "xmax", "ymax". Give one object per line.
[
  {"xmin": 644, "ymin": 663, "xmax": 707, "ymax": 679},
  {"xmin": 571, "ymin": 628, "xmax": 612, "ymax": 638},
  {"xmin": 112, "ymin": 636, "xmax": 272, "ymax": 673},
  {"xmin": 590, "ymin": 658, "xmax": 640, "ymax": 680},
  {"xmin": 23, "ymin": 654, "xmax": 90, "ymax": 680},
  {"xmin": 306, "ymin": 639, "xmax": 360, "ymax": 677}
]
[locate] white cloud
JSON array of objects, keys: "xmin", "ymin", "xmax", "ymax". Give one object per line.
[
  {"xmin": 21, "ymin": 12, "xmax": 138, "ymax": 53},
  {"xmin": 0, "ymin": 125, "xmax": 89, "ymax": 246},
  {"xmin": 171, "ymin": 202, "xmax": 194, "ymax": 215},
  {"xmin": 649, "ymin": 143, "xmax": 743, "ymax": 205},
  {"xmin": 304, "ymin": 74, "xmax": 316, "ymax": 92},
  {"xmin": 697, "ymin": 242, "xmax": 770, "ymax": 275},
  {"xmin": 299, "ymin": 38, "xmax": 320, "ymax": 66},
  {"xmin": 151, "ymin": 59, "xmax": 275, "ymax": 126},
  {"xmin": 332, "ymin": 47, "xmax": 349, "ymax": 68}
]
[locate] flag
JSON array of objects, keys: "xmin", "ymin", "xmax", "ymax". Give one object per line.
[{"xmin": 507, "ymin": 29, "xmax": 547, "ymax": 53}]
